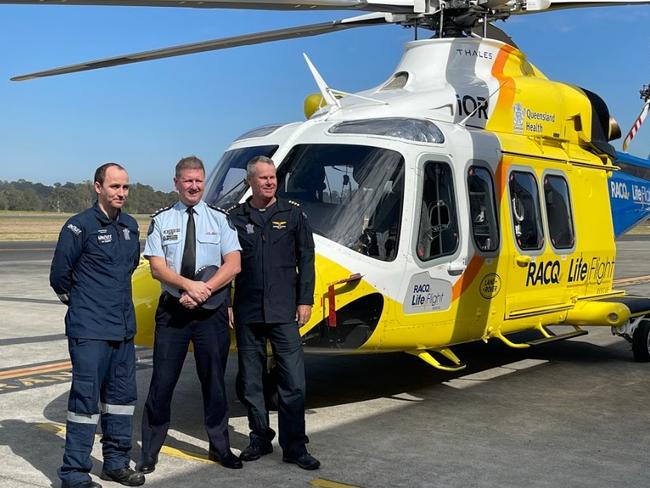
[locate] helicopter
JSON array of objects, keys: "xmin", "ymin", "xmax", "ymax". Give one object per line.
[{"xmin": 5, "ymin": 0, "xmax": 650, "ymax": 369}]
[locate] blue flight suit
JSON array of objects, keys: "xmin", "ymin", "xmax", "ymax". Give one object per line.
[
  {"xmin": 140, "ymin": 199, "xmax": 241, "ymax": 461},
  {"xmin": 49, "ymin": 202, "xmax": 140, "ymax": 487},
  {"xmin": 227, "ymin": 197, "xmax": 315, "ymax": 458}
]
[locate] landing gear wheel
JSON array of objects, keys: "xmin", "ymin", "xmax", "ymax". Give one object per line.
[{"xmin": 632, "ymin": 319, "xmax": 650, "ymax": 362}]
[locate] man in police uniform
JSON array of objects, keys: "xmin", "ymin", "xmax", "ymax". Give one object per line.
[
  {"xmin": 137, "ymin": 156, "xmax": 242, "ymax": 473},
  {"xmin": 228, "ymin": 155, "xmax": 320, "ymax": 470},
  {"xmin": 50, "ymin": 163, "xmax": 144, "ymax": 488}
]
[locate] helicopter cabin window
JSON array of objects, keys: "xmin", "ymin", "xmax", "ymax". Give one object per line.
[
  {"xmin": 204, "ymin": 145, "xmax": 279, "ymax": 209},
  {"xmin": 276, "ymin": 144, "xmax": 404, "ymax": 262},
  {"xmin": 544, "ymin": 174, "xmax": 575, "ymax": 249},
  {"xmin": 468, "ymin": 166, "xmax": 499, "ymax": 252},
  {"xmin": 416, "ymin": 162, "xmax": 459, "ymax": 261},
  {"xmin": 509, "ymin": 170, "xmax": 544, "ymax": 251}
]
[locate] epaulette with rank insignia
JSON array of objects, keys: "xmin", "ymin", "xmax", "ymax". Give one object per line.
[
  {"xmin": 150, "ymin": 204, "xmax": 174, "ymax": 218},
  {"xmin": 225, "ymin": 203, "xmax": 241, "ymax": 214},
  {"xmin": 207, "ymin": 203, "xmax": 228, "ymax": 215},
  {"xmin": 288, "ymin": 200, "xmax": 301, "ymax": 207}
]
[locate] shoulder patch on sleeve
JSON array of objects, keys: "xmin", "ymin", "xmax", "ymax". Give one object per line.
[
  {"xmin": 66, "ymin": 223, "xmax": 82, "ymax": 236},
  {"xmin": 288, "ymin": 199, "xmax": 301, "ymax": 207},
  {"xmin": 227, "ymin": 217, "xmax": 236, "ymax": 231},
  {"xmin": 147, "ymin": 219, "xmax": 155, "ymax": 236},
  {"xmin": 150, "ymin": 204, "xmax": 174, "ymax": 218}
]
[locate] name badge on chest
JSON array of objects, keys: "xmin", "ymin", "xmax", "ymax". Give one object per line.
[
  {"xmin": 97, "ymin": 229, "xmax": 113, "ymax": 244},
  {"xmin": 162, "ymin": 228, "xmax": 181, "ymax": 241}
]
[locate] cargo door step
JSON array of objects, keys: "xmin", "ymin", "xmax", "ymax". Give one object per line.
[{"xmin": 526, "ymin": 328, "xmax": 588, "ymax": 346}]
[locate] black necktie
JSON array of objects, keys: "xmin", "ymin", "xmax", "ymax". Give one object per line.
[{"xmin": 180, "ymin": 207, "xmax": 196, "ymax": 279}]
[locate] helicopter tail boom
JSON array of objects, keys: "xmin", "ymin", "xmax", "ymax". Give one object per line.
[{"xmin": 610, "ymin": 151, "xmax": 650, "ymax": 237}]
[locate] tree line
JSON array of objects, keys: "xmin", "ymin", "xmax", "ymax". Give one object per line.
[{"xmin": 0, "ymin": 179, "xmax": 178, "ymax": 214}]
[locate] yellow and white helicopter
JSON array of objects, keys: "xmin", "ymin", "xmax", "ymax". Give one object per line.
[{"xmin": 7, "ymin": 0, "xmax": 650, "ymax": 369}]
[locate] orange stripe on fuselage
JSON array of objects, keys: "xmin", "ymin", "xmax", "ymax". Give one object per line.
[
  {"xmin": 451, "ymin": 155, "xmax": 506, "ymax": 302},
  {"xmin": 491, "ymin": 43, "xmax": 517, "ymax": 110},
  {"xmin": 451, "ymin": 45, "xmax": 516, "ymax": 304},
  {"xmin": 495, "ymin": 156, "xmax": 508, "ymax": 202},
  {"xmin": 452, "ymin": 254, "xmax": 484, "ymax": 300},
  {"xmin": 486, "ymin": 44, "xmax": 517, "ymax": 135}
]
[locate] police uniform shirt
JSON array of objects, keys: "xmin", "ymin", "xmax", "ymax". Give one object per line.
[
  {"xmin": 50, "ymin": 202, "xmax": 140, "ymax": 340},
  {"xmin": 144, "ymin": 199, "xmax": 241, "ymax": 297}
]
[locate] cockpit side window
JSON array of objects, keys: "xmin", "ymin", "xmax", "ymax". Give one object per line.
[
  {"xmin": 509, "ymin": 170, "xmax": 544, "ymax": 251},
  {"xmin": 204, "ymin": 145, "xmax": 278, "ymax": 208},
  {"xmin": 277, "ymin": 144, "xmax": 404, "ymax": 262},
  {"xmin": 544, "ymin": 174, "xmax": 575, "ymax": 249},
  {"xmin": 468, "ymin": 166, "xmax": 499, "ymax": 252},
  {"xmin": 416, "ymin": 162, "xmax": 459, "ymax": 261}
]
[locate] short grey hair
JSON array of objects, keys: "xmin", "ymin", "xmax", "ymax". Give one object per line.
[
  {"xmin": 246, "ymin": 155, "xmax": 275, "ymax": 179},
  {"xmin": 175, "ymin": 155, "xmax": 205, "ymax": 178}
]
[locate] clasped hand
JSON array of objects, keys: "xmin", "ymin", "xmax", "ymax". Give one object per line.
[{"xmin": 180, "ymin": 280, "xmax": 212, "ymax": 309}]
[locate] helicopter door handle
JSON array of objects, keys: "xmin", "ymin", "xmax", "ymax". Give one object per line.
[
  {"xmin": 447, "ymin": 260, "xmax": 466, "ymax": 276},
  {"xmin": 516, "ymin": 255, "xmax": 532, "ymax": 267}
]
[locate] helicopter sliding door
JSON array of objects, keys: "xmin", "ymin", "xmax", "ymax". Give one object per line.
[
  {"xmin": 415, "ymin": 161, "xmax": 459, "ymax": 262},
  {"xmin": 504, "ymin": 163, "xmax": 576, "ymax": 320},
  {"xmin": 402, "ymin": 158, "xmax": 461, "ymax": 341}
]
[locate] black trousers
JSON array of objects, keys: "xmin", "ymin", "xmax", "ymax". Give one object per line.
[
  {"xmin": 141, "ymin": 294, "xmax": 231, "ymax": 459},
  {"xmin": 236, "ymin": 321, "xmax": 309, "ymax": 458}
]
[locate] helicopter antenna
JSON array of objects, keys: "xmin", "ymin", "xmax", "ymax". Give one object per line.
[
  {"xmin": 303, "ymin": 53, "xmax": 341, "ymax": 109},
  {"xmin": 303, "ymin": 53, "xmax": 387, "ymax": 107},
  {"xmin": 458, "ymin": 80, "xmax": 509, "ymax": 126},
  {"xmin": 330, "ymin": 89, "xmax": 389, "ymax": 105},
  {"xmin": 622, "ymin": 84, "xmax": 650, "ymax": 151}
]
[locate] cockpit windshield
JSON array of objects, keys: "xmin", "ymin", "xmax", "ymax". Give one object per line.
[
  {"xmin": 204, "ymin": 145, "xmax": 278, "ymax": 208},
  {"xmin": 277, "ymin": 144, "xmax": 404, "ymax": 261}
]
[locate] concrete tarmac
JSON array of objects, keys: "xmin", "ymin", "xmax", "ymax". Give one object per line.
[{"xmin": 0, "ymin": 240, "xmax": 649, "ymax": 488}]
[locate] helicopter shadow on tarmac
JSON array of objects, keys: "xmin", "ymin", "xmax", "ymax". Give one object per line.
[
  {"xmin": 20, "ymin": 330, "xmax": 630, "ymax": 480},
  {"xmin": 303, "ymin": 329, "xmax": 634, "ymax": 408},
  {"xmin": 0, "ymin": 417, "xmax": 96, "ymax": 487}
]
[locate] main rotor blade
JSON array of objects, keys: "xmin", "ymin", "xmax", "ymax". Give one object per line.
[
  {"xmin": 0, "ymin": 0, "xmax": 416, "ymax": 13},
  {"xmin": 11, "ymin": 13, "xmax": 389, "ymax": 81}
]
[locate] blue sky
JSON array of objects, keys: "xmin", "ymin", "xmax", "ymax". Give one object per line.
[{"xmin": 1, "ymin": 4, "xmax": 649, "ymax": 191}]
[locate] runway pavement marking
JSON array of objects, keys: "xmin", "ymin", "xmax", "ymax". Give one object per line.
[
  {"xmin": 159, "ymin": 446, "xmax": 213, "ymax": 464},
  {"xmin": 443, "ymin": 359, "xmax": 548, "ymax": 390},
  {"xmin": 35, "ymin": 422, "xmax": 66, "ymax": 437},
  {"xmin": 310, "ymin": 479, "xmax": 363, "ymax": 488},
  {"xmin": 613, "ymin": 274, "xmax": 650, "ymax": 287},
  {"xmin": 0, "ymin": 359, "xmax": 72, "ymax": 380},
  {"xmin": 0, "ymin": 248, "xmax": 54, "ymax": 252},
  {"xmin": 0, "ymin": 296, "xmax": 62, "ymax": 305},
  {"xmin": 0, "ymin": 333, "xmax": 67, "ymax": 346},
  {"xmin": 0, "ymin": 353, "xmax": 153, "ymax": 394},
  {"xmin": 36, "ymin": 422, "xmax": 360, "ymax": 488},
  {"xmin": 35, "ymin": 423, "xmax": 213, "ymax": 462}
]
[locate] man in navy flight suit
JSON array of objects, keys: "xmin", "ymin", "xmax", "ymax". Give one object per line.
[
  {"xmin": 228, "ymin": 155, "xmax": 320, "ymax": 470},
  {"xmin": 137, "ymin": 156, "xmax": 242, "ymax": 474},
  {"xmin": 50, "ymin": 163, "xmax": 144, "ymax": 488}
]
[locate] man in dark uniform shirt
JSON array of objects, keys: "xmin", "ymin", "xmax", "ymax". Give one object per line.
[
  {"xmin": 228, "ymin": 155, "xmax": 320, "ymax": 470},
  {"xmin": 50, "ymin": 163, "xmax": 144, "ymax": 488}
]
